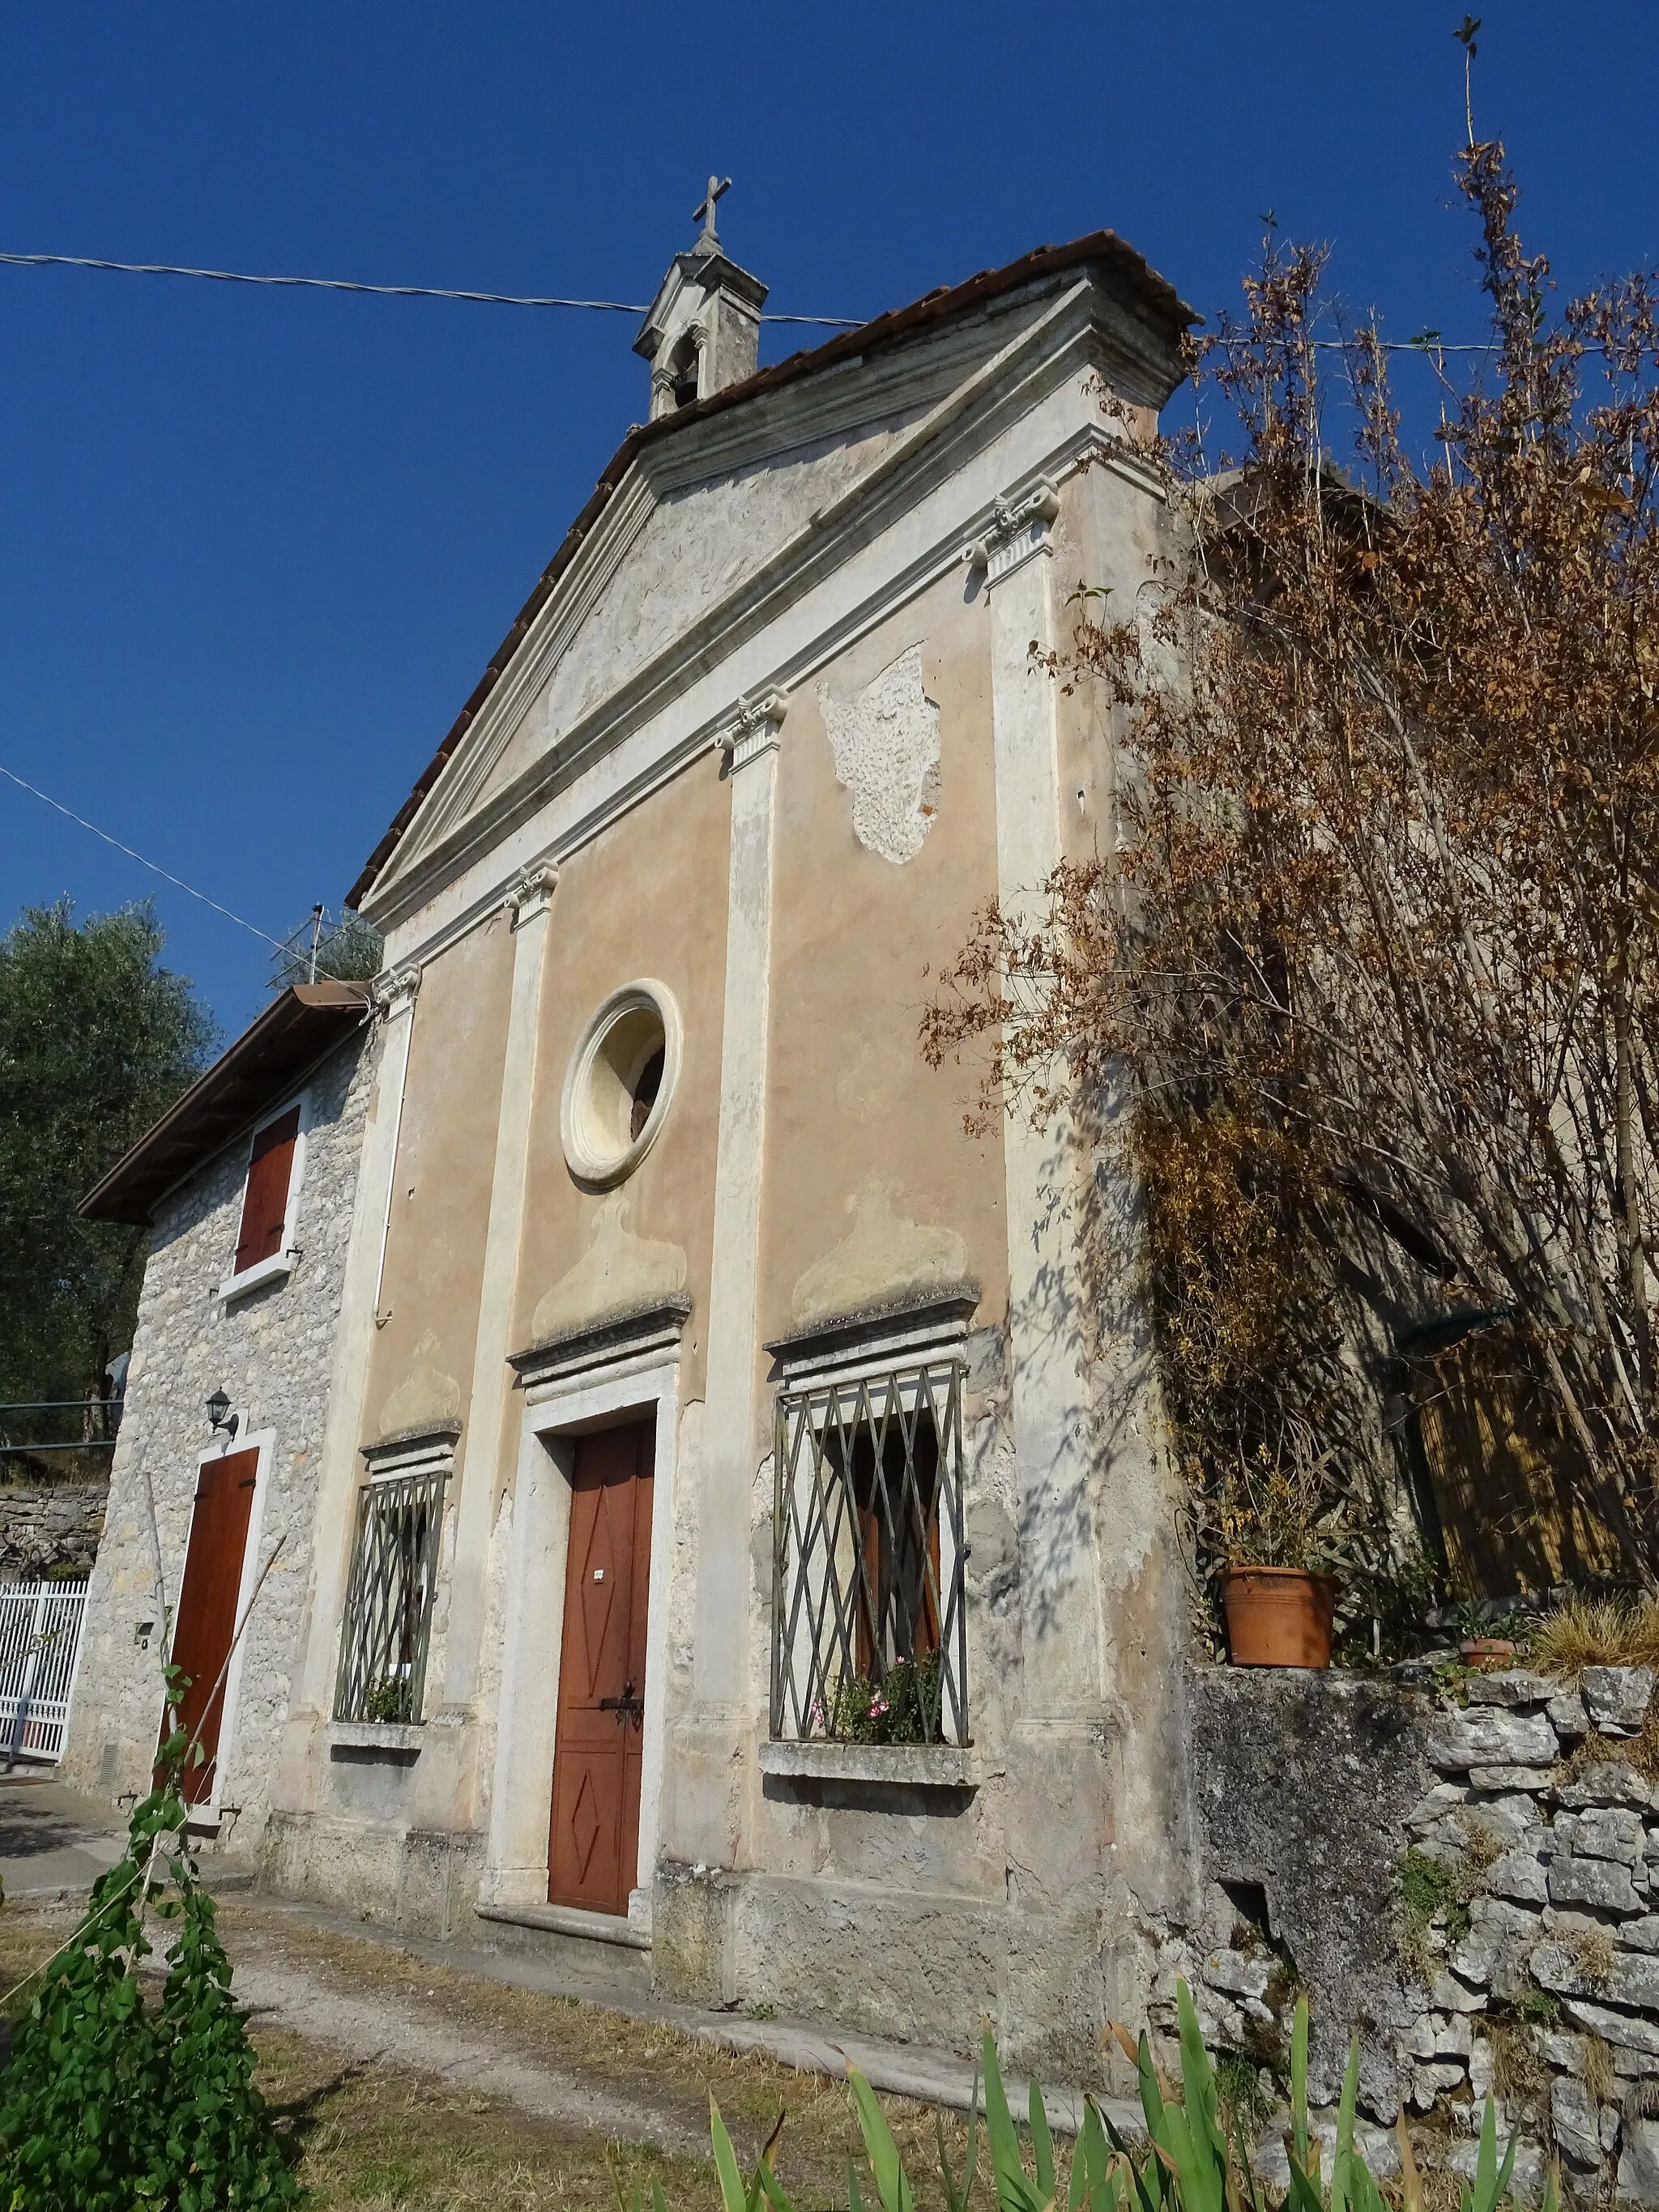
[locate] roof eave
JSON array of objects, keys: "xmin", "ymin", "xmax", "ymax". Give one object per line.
[{"xmin": 79, "ymin": 982, "xmax": 373, "ymax": 1227}]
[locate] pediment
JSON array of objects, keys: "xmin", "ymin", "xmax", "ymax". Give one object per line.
[
  {"xmin": 364, "ymin": 266, "xmax": 1173, "ymax": 920},
  {"xmin": 472, "ymin": 409, "xmax": 922, "ymax": 818}
]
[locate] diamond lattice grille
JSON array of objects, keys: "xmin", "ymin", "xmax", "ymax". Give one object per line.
[
  {"xmin": 771, "ymin": 1362, "xmax": 966, "ymax": 1746},
  {"xmin": 333, "ymin": 1465, "xmax": 446, "ymax": 1725}
]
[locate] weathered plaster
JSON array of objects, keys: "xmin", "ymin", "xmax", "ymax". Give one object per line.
[
  {"xmin": 528, "ymin": 1193, "xmax": 689, "ymax": 1346},
  {"xmin": 376, "ymin": 1328, "xmax": 463, "ymax": 1441},
  {"xmin": 476, "ymin": 416, "xmax": 923, "ymax": 816},
  {"xmin": 816, "ymin": 643, "xmax": 941, "ymax": 865},
  {"xmin": 789, "ymin": 1177, "xmax": 969, "ymax": 1329}
]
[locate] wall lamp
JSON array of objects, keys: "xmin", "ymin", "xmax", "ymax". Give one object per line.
[{"xmin": 205, "ymin": 1389, "xmax": 237, "ymax": 1440}]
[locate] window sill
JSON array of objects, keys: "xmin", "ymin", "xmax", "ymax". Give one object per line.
[
  {"xmin": 759, "ymin": 1739, "xmax": 976, "ymax": 1788},
  {"xmin": 217, "ymin": 1251, "xmax": 294, "ymax": 1305},
  {"xmin": 328, "ymin": 1720, "xmax": 424, "ymax": 1756}
]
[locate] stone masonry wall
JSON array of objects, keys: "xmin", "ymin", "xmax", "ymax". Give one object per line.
[
  {"xmin": 1179, "ymin": 1662, "xmax": 1659, "ymax": 2206},
  {"xmin": 0, "ymin": 1477, "xmax": 109, "ymax": 1578},
  {"xmin": 59, "ymin": 1022, "xmax": 377, "ymax": 1852}
]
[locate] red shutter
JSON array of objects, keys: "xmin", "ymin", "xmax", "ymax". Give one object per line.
[{"xmin": 232, "ymin": 1106, "xmax": 300, "ymax": 1275}]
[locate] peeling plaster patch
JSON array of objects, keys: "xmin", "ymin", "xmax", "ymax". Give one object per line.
[
  {"xmin": 530, "ymin": 1191, "xmax": 687, "ymax": 1344},
  {"xmin": 817, "ymin": 646, "xmax": 940, "ymax": 865},
  {"xmin": 790, "ymin": 1176, "xmax": 969, "ymax": 1329},
  {"xmin": 377, "ymin": 1328, "xmax": 462, "ymax": 1441}
]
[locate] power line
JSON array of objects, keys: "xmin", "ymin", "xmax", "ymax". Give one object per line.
[
  {"xmin": 0, "ymin": 762, "xmax": 288, "ymax": 950},
  {"xmin": 0, "ymin": 249, "xmax": 861, "ymax": 327}
]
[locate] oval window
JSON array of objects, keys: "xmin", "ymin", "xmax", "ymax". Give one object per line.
[{"xmin": 560, "ymin": 981, "xmax": 681, "ymax": 1189}]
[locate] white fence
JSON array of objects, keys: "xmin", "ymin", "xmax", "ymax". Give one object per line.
[{"xmin": 0, "ymin": 1579, "xmax": 88, "ymax": 1764}]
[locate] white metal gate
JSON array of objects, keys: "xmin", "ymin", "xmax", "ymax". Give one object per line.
[{"xmin": 0, "ymin": 1579, "xmax": 89, "ymax": 1763}]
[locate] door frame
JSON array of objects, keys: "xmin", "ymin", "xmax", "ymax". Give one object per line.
[
  {"xmin": 166, "ymin": 1423, "xmax": 275, "ymax": 1827},
  {"xmin": 484, "ymin": 1322, "xmax": 682, "ymax": 1926}
]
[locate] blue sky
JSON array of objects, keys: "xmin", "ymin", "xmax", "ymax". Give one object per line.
[{"xmin": 2, "ymin": 2, "xmax": 1655, "ymax": 1041}]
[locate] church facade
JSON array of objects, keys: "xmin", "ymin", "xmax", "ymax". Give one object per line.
[{"xmin": 70, "ymin": 216, "xmax": 1198, "ymax": 2072}]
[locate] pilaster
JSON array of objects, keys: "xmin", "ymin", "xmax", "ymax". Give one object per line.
[
  {"xmin": 976, "ymin": 484, "xmax": 1102, "ymax": 1717},
  {"xmin": 436, "ymin": 858, "xmax": 559, "ymax": 1740},
  {"xmin": 667, "ymin": 688, "xmax": 787, "ymax": 1865},
  {"xmin": 277, "ymin": 961, "xmax": 420, "ymax": 1797}
]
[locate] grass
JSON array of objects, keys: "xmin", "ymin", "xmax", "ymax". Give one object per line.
[
  {"xmin": 1532, "ymin": 1595, "xmax": 1659, "ymax": 1681},
  {"xmin": 0, "ymin": 1899, "xmax": 998, "ymax": 2212},
  {"xmin": 256, "ymin": 2029, "xmax": 719, "ymax": 2212}
]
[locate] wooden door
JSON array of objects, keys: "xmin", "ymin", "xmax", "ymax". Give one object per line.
[
  {"xmin": 166, "ymin": 1447, "xmax": 258, "ymax": 1807},
  {"xmin": 548, "ymin": 1418, "xmax": 655, "ymax": 1917}
]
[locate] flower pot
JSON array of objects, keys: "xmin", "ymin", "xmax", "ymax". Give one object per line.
[
  {"xmin": 1220, "ymin": 1566, "xmax": 1337, "ymax": 1668},
  {"xmin": 1460, "ymin": 1637, "xmax": 1517, "ymax": 1673}
]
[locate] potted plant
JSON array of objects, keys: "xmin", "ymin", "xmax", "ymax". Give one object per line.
[{"xmin": 1211, "ymin": 1434, "xmax": 1342, "ymax": 1669}]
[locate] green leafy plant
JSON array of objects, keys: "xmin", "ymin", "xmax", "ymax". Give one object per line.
[
  {"xmin": 364, "ymin": 1674, "xmax": 414, "ymax": 1724},
  {"xmin": 826, "ymin": 1652, "xmax": 945, "ymax": 1745},
  {"xmin": 687, "ymin": 1982, "xmax": 1554, "ymax": 2212},
  {"xmin": 0, "ymin": 1665, "xmax": 301, "ymax": 2208}
]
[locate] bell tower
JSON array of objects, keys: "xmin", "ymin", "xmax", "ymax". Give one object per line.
[{"xmin": 633, "ymin": 177, "xmax": 768, "ymax": 420}]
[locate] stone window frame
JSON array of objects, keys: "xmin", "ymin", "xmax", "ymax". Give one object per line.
[{"xmin": 216, "ymin": 1089, "xmax": 311, "ymax": 1305}]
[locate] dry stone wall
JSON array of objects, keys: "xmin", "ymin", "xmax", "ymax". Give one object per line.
[
  {"xmin": 0, "ymin": 1477, "xmax": 108, "ymax": 1578},
  {"xmin": 1183, "ymin": 1661, "xmax": 1659, "ymax": 2205}
]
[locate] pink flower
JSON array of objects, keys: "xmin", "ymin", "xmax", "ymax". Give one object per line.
[{"xmin": 869, "ymin": 1696, "xmax": 889, "ymax": 1718}]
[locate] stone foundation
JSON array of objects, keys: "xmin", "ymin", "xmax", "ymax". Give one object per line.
[{"xmin": 1182, "ymin": 1661, "xmax": 1659, "ymax": 2205}]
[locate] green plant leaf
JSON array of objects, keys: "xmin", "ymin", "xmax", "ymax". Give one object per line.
[
  {"xmin": 1030, "ymin": 2078, "xmax": 1056, "ymax": 2206},
  {"xmin": 982, "ymin": 2028, "xmax": 1045, "ymax": 2212},
  {"xmin": 1290, "ymin": 1996, "xmax": 1311, "ymax": 2180},
  {"xmin": 847, "ymin": 2067, "xmax": 915, "ymax": 2212},
  {"xmin": 937, "ymin": 2073, "xmax": 979, "ymax": 2212},
  {"xmin": 710, "ymin": 2097, "xmax": 750, "ymax": 2212}
]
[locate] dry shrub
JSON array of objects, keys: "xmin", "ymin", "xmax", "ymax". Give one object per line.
[
  {"xmin": 1572, "ymin": 1926, "xmax": 1616, "ymax": 1990},
  {"xmin": 1582, "ymin": 2035, "xmax": 1618, "ymax": 2108},
  {"xmin": 1491, "ymin": 2023, "xmax": 1548, "ymax": 2108},
  {"xmin": 1458, "ymin": 1815, "xmax": 1504, "ymax": 1876},
  {"xmin": 1533, "ymin": 1596, "xmax": 1659, "ymax": 1680}
]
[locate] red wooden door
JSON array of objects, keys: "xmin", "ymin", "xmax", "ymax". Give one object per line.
[
  {"xmin": 548, "ymin": 1418, "xmax": 655, "ymax": 1916},
  {"xmin": 166, "ymin": 1447, "xmax": 258, "ymax": 1807}
]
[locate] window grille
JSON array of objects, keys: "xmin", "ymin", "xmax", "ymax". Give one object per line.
[
  {"xmin": 771, "ymin": 1362, "xmax": 966, "ymax": 1746},
  {"xmin": 334, "ymin": 1465, "xmax": 446, "ymax": 1724}
]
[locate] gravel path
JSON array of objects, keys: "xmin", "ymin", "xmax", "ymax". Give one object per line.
[{"xmin": 230, "ymin": 1954, "xmax": 710, "ymax": 2157}]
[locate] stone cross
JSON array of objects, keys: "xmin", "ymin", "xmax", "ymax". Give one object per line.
[{"xmin": 692, "ymin": 174, "xmax": 731, "ymax": 249}]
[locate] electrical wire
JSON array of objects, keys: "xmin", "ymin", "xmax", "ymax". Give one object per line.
[
  {"xmin": 0, "ymin": 762, "xmax": 288, "ymax": 950},
  {"xmin": 0, "ymin": 249, "xmax": 861, "ymax": 326},
  {"xmin": 2, "ymin": 248, "xmax": 1512, "ymax": 347}
]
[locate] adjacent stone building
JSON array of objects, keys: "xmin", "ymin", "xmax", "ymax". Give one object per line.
[{"xmin": 66, "ymin": 985, "xmax": 375, "ymax": 1848}]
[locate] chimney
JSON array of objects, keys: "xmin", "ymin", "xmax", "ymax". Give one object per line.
[{"xmin": 633, "ymin": 177, "xmax": 768, "ymax": 421}]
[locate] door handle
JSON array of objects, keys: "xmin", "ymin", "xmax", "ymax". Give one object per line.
[{"xmin": 598, "ymin": 1678, "xmax": 643, "ymax": 1725}]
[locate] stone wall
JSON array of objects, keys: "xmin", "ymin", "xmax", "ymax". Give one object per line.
[
  {"xmin": 0, "ymin": 1476, "xmax": 108, "ymax": 1578},
  {"xmin": 59, "ymin": 1021, "xmax": 376, "ymax": 1852},
  {"xmin": 1179, "ymin": 1661, "xmax": 1659, "ymax": 2205}
]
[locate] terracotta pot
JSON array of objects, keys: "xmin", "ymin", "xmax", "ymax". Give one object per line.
[
  {"xmin": 1460, "ymin": 1637, "xmax": 1517, "ymax": 1673},
  {"xmin": 1220, "ymin": 1566, "xmax": 1337, "ymax": 1669}
]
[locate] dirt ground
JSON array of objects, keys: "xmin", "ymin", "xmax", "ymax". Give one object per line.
[{"xmin": 0, "ymin": 1896, "xmax": 991, "ymax": 2211}]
